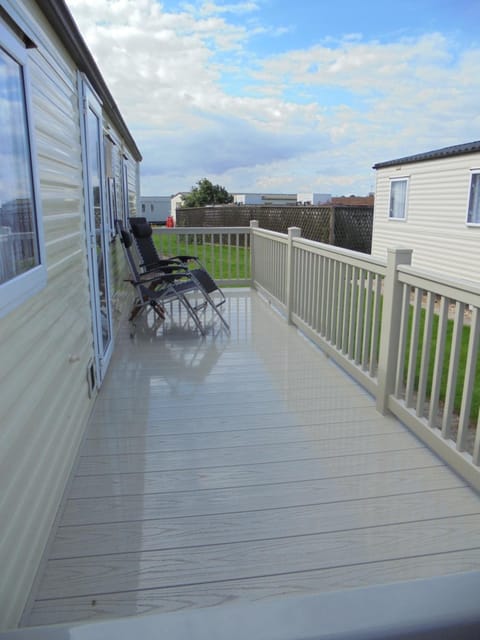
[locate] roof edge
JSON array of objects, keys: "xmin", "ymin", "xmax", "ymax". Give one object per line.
[
  {"xmin": 35, "ymin": 0, "xmax": 142, "ymax": 162},
  {"xmin": 373, "ymin": 140, "xmax": 480, "ymax": 170}
]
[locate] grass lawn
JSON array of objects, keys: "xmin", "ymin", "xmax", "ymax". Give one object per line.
[
  {"xmin": 404, "ymin": 304, "xmax": 480, "ymax": 424},
  {"xmin": 153, "ymin": 233, "xmax": 251, "ymax": 281}
]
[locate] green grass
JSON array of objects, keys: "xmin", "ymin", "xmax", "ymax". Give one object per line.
[
  {"xmin": 153, "ymin": 233, "xmax": 251, "ymax": 280},
  {"xmin": 404, "ymin": 304, "xmax": 480, "ymax": 423}
]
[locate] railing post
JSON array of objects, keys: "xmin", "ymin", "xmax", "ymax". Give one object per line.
[
  {"xmin": 250, "ymin": 220, "xmax": 259, "ymax": 286},
  {"xmin": 286, "ymin": 226, "xmax": 301, "ymax": 324},
  {"xmin": 376, "ymin": 247, "xmax": 413, "ymax": 414}
]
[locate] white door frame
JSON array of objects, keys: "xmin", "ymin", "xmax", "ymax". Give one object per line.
[{"xmin": 79, "ymin": 75, "xmax": 114, "ymax": 385}]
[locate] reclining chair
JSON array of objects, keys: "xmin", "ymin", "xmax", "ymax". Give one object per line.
[
  {"xmin": 116, "ymin": 221, "xmax": 207, "ymax": 336},
  {"xmin": 128, "ymin": 217, "xmax": 229, "ymax": 331}
]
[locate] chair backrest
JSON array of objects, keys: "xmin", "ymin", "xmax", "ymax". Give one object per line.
[
  {"xmin": 116, "ymin": 220, "xmax": 142, "ymax": 281},
  {"xmin": 128, "ymin": 217, "xmax": 161, "ymax": 270}
]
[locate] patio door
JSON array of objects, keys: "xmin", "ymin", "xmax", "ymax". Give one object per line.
[{"xmin": 80, "ymin": 78, "xmax": 113, "ymax": 385}]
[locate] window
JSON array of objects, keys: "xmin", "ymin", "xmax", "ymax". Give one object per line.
[
  {"xmin": 389, "ymin": 178, "xmax": 408, "ymax": 220},
  {"xmin": 467, "ymin": 172, "xmax": 480, "ymax": 225},
  {"xmin": 0, "ymin": 20, "xmax": 45, "ymax": 317}
]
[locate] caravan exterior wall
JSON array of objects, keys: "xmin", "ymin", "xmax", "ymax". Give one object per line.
[
  {"xmin": 372, "ymin": 146, "xmax": 480, "ymax": 282},
  {"xmin": 140, "ymin": 196, "xmax": 171, "ymax": 224},
  {"xmin": 0, "ymin": 0, "xmax": 141, "ymax": 629}
]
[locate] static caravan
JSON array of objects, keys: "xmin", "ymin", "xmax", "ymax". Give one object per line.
[
  {"xmin": 0, "ymin": 0, "xmax": 141, "ymax": 629},
  {"xmin": 140, "ymin": 195, "xmax": 171, "ymax": 224},
  {"xmin": 371, "ymin": 141, "xmax": 480, "ymax": 281}
]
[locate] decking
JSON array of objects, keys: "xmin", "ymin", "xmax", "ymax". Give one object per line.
[{"xmin": 24, "ymin": 289, "xmax": 480, "ymax": 627}]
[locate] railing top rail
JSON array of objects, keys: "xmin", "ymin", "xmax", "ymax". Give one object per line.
[
  {"xmin": 153, "ymin": 227, "xmax": 251, "ymax": 235},
  {"xmin": 252, "ymin": 227, "xmax": 289, "ymax": 242},
  {"xmin": 293, "ymin": 236, "xmax": 387, "ymax": 274},
  {"xmin": 398, "ymin": 263, "xmax": 480, "ymax": 306}
]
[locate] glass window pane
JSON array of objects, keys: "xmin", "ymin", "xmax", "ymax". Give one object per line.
[
  {"xmin": 0, "ymin": 46, "xmax": 39, "ymax": 284},
  {"xmin": 389, "ymin": 180, "xmax": 407, "ymax": 219},
  {"xmin": 467, "ymin": 174, "xmax": 480, "ymax": 224}
]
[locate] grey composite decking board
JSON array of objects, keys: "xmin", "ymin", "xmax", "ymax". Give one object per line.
[
  {"xmin": 51, "ymin": 487, "xmax": 480, "ymax": 559},
  {"xmin": 60, "ymin": 466, "xmax": 466, "ymax": 527},
  {"xmin": 86, "ymin": 406, "xmax": 388, "ymax": 432},
  {"xmin": 25, "ymin": 290, "xmax": 480, "ymax": 628},
  {"xmin": 33, "ymin": 514, "xmax": 480, "ymax": 600},
  {"xmin": 68, "ymin": 448, "xmax": 443, "ymax": 500},
  {"xmin": 80, "ymin": 417, "xmax": 405, "ymax": 456},
  {"xmin": 75, "ymin": 432, "xmax": 423, "ymax": 476},
  {"xmin": 28, "ymin": 549, "xmax": 480, "ymax": 627}
]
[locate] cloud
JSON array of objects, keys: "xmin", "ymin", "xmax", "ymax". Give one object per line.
[
  {"xmin": 199, "ymin": 1, "xmax": 259, "ymax": 15},
  {"xmin": 66, "ymin": 0, "xmax": 480, "ymax": 197}
]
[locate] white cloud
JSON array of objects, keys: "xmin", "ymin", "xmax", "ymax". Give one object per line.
[
  {"xmin": 66, "ymin": 0, "xmax": 480, "ymax": 196},
  {"xmin": 199, "ymin": 1, "xmax": 259, "ymax": 15}
]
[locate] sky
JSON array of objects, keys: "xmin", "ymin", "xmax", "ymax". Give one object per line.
[{"xmin": 65, "ymin": 0, "xmax": 480, "ymax": 197}]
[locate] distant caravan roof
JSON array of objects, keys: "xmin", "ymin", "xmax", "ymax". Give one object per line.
[{"xmin": 373, "ymin": 140, "xmax": 480, "ymax": 170}]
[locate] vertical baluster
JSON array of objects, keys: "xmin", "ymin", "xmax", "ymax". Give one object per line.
[
  {"xmin": 369, "ymin": 274, "xmax": 382, "ymax": 377},
  {"xmin": 227, "ymin": 234, "xmax": 232, "ymax": 280},
  {"xmin": 442, "ymin": 301, "xmax": 465, "ymax": 439},
  {"xmin": 362, "ymin": 271, "xmax": 373, "ymax": 371},
  {"xmin": 428, "ymin": 296, "xmax": 448, "ymax": 429},
  {"xmin": 219, "ymin": 232, "xmax": 223, "ymax": 280},
  {"xmin": 324, "ymin": 257, "xmax": 331, "ymax": 339},
  {"xmin": 415, "ymin": 291, "xmax": 434, "ymax": 417},
  {"xmin": 330, "ymin": 260, "xmax": 339, "ymax": 344},
  {"xmin": 336, "ymin": 261, "xmax": 346, "ymax": 351},
  {"xmin": 394, "ymin": 283, "xmax": 411, "ymax": 398},
  {"xmin": 457, "ymin": 307, "xmax": 480, "ymax": 451},
  {"xmin": 315, "ymin": 255, "xmax": 324, "ymax": 333},
  {"xmin": 348, "ymin": 267, "xmax": 358, "ymax": 359},
  {"xmin": 355, "ymin": 268, "xmax": 366, "ymax": 364},
  {"xmin": 236, "ymin": 234, "xmax": 240, "ymax": 281},
  {"xmin": 342, "ymin": 264, "xmax": 352, "ymax": 354},
  {"xmin": 473, "ymin": 408, "xmax": 480, "ymax": 466},
  {"xmin": 405, "ymin": 287, "xmax": 423, "ymax": 408},
  {"xmin": 320, "ymin": 257, "xmax": 327, "ymax": 335}
]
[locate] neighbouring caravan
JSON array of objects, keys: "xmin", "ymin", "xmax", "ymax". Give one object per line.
[
  {"xmin": 140, "ymin": 195, "xmax": 171, "ymax": 224},
  {"xmin": 0, "ymin": 0, "xmax": 141, "ymax": 629},
  {"xmin": 371, "ymin": 141, "xmax": 480, "ymax": 282}
]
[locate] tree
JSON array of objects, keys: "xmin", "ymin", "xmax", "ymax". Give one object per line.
[{"xmin": 181, "ymin": 178, "xmax": 233, "ymax": 207}]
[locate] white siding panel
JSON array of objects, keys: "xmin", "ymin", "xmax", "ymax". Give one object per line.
[
  {"xmin": 0, "ymin": 0, "xmax": 139, "ymax": 628},
  {"xmin": 1, "ymin": 1, "xmax": 89, "ymax": 629},
  {"xmin": 372, "ymin": 153, "xmax": 480, "ymax": 281}
]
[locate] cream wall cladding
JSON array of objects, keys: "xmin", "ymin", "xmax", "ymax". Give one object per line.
[
  {"xmin": 372, "ymin": 147, "xmax": 480, "ymax": 282},
  {"xmin": 0, "ymin": 0, "xmax": 141, "ymax": 629}
]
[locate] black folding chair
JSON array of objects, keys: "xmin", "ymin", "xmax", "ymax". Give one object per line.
[
  {"xmin": 128, "ymin": 217, "xmax": 229, "ymax": 331},
  {"xmin": 116, "ymin": 221, "xmax": 206, "ymax": 336}
]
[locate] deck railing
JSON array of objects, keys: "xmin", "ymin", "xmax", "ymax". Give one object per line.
[
  {"xmin": 155, "ymin": 222, "xmax": 480, "ymax": 489},
  {"xmin": 153, "ymin": 226, "xmax": 252, "ymax": 286}
]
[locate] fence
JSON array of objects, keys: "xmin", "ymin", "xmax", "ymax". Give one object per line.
[
  {"xmin": 250, "ymin": 223, "xmax": 480, "ymax": 490},
  {"xmin": 177, "ymin": 204, "xmax": 373, "ymax": 253},
  {"xmin": 153, "ymin": 226, "xmax": 252, "ymax": 286}
]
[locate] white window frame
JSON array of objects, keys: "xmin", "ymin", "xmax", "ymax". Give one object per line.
[
  {"xmin": 0, "ymin": 19, "xmax": 45, "ymax": 318},
  {"xmin": 388, "ymin": 177, "xmax": 409, "ymax": 221},
  {"xmin": 466, "ymin": 170, "xmax": 480, "ymax": 226}
]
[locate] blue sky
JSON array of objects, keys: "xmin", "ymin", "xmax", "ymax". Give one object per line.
[{"xmin": 66, "ymin": 0, "xmax": 480, "ymax": 196}]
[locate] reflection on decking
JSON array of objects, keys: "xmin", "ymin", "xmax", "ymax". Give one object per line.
[{"xmin": 25, "ymin": 290, "xmax": 480, "ymax": 627}]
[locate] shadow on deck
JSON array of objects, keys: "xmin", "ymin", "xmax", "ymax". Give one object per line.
[{"xmin": 24, "ymin": 290, "xmax": 480, "ymax": 627}]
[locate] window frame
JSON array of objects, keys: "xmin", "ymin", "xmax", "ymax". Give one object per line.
[
  {"xmin": 388, "ymin": 177, "xmax": 409, "ymax": 221},
  {"xmin": 466, "ymin": 170, "xmax": 480, "ymax": 227},
  {"xmin": 0, "ymin": 19, "xmax": 45, "ymax": 318}
]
